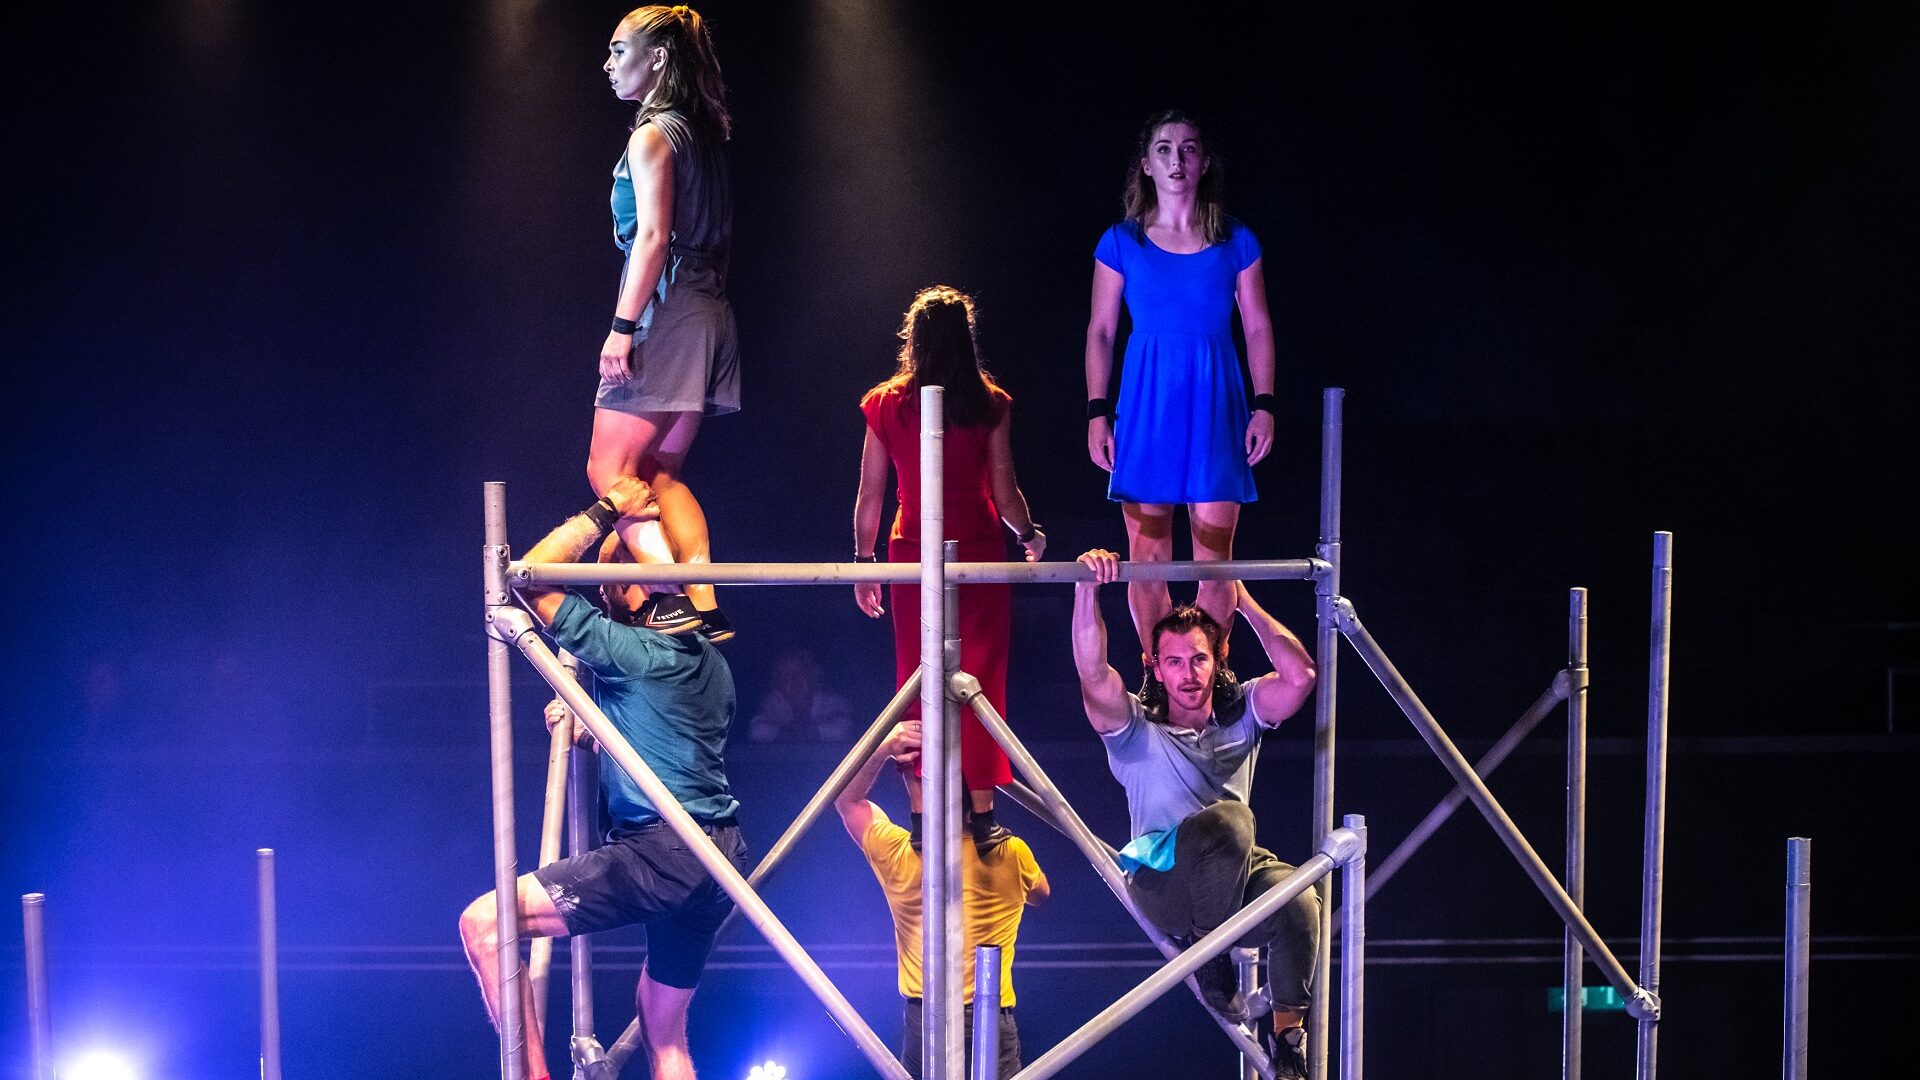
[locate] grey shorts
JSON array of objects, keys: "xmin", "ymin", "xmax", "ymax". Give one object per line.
[
  {"xmin": 595, "ymin": 292, "xmax": 741, "ymax": 417},
  {"xmin": 530, "ymin": 820, "xmax": 747, "ymax": 989}
]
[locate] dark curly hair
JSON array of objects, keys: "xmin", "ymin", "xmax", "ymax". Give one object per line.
[{"xmin": 1138, "ymin": 604, "xmax": 1240, "ymax": 720}]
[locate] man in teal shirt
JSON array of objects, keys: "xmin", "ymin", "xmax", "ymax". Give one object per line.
[{"xmin": 459, "ymin": 477, "xmax": 743, "ymax": 1080}]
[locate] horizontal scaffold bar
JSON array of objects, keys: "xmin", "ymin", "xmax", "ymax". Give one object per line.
[{"xmin": 510, "ymin": 557, "xmax": 1327, "ymax": 587}]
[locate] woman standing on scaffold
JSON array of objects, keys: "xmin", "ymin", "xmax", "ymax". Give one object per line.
[
  {"xmin": 1085, "ymin": 109, "xmax": 1277, "ymax": 658},
  {"xmin": 853, "ymin": 286, "xmax": 1045, "ymax": 851},
  {"xmin": 590, "ymin": 4, "xmax": 738, "ymax": 640}
]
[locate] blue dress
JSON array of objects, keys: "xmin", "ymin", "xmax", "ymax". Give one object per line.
[{"xmin": 1094, "ymin": 218, "xmax": 1263, "ymax": 505}]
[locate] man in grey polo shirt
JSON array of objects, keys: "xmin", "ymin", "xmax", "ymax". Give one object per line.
[{"xmin": 1072, "ymin": 548, "xmax": 1319, "ymax": 1077}]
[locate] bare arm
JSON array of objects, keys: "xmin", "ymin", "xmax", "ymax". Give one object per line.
[
  {"xmin": 1236, "ymin": 582, "xmax": 1316, "ymax": 726},
  {"xmin": 1072, "ymin": 550, "xmax": 1131, "ymax": 733},
  {"xmin": 599, "ymin": 125, "xmax": 675, "ymax": 382},
  {"xmin": 1084, "ymin": 260, "xmax": 1124, "ymax": 472},
  {"xmin": 1236, "ymin": 258, "xmax": 1277, "ymax": 465},
  {"xmin": 986, "ymin": 409, "xmax": 1045, "ymax": 561},
  {"xmin": 852, "ymin": 427, "xmax": 891, "ymax": 617},
  {"xmin": 520, "ymin": 478, "xmax": 660, "ymax": 626},
  {"xmin": 835, "ymin": 721, "xmax": 920, "ymax": 844}
]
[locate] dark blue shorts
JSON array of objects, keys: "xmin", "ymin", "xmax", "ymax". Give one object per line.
[{"xmin": 532, "ymin": 820, "xmax": 748, "ymax": 989}]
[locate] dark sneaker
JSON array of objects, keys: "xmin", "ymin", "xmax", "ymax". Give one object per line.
[
  {"xmin": 696, "ymin": 606, "xmax": 736, "ymax": 643},
  {"xmin": 972, "ymin": 821, "xmax": 1012, "ymax": 854},
  {"xmin": 1193, "ymin": 949, "xmax": 1249, "ymax": 1022},
  {"xmin": 1268, "ymin": 1023, "xmax": 1308, "ymax": 1080},
  {"xmin": 636, "ymin": 592, "xmax": 702, "ymax": 635}
]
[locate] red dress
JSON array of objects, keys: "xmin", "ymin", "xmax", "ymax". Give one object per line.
[{"xmin": 859, "ymin": 382, "xmax": 1014, "ymax": 789}]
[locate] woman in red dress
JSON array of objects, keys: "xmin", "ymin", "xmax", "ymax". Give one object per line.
[{"xmin": 853, "ymin": 286, "xmax": 1046, "ymax": 850}]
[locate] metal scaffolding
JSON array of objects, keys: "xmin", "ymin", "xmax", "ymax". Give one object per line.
[{"xmin": 477, "ymin": 386, "xmax": 1683, "ymax": 1080}]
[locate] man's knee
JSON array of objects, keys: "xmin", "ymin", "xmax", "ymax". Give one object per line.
[
  {"xmin": 458, "ymin": 894, "xmax": 497, "ymax": 953},
  {"xmin": 1190, "ymin": 800, "xmax": 1257, "ymax": 854}
]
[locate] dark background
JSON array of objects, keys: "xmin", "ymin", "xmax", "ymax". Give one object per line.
[{"xmin": 4, "ymin": 1, "xmax": 1915, "ymax": 1077}]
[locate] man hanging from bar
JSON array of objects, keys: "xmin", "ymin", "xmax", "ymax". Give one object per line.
[
  {"xmin": 835, "ymin": 718, "xmax": 1049, "ymax": 1079},
  {"xmin": 459, "ymin": 476, "xmax": 746, "ymax": 1080},
  {"xmin": 1072, "ymin": 548, "xmax": 1319, "ymax": 1077}
]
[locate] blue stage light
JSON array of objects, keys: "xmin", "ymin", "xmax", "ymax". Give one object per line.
[
  {"xmin": 746, "ymin": 1061, "xmax": 789, "ymax": 1080},
  {"xmin": 65, "ymin": 1050, "xmax": 139, "ymax": 1080}
]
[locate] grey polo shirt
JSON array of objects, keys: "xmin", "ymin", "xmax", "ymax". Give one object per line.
[{"xmin": 1100, "ymin": 676, "xmax": 1275, "ymax": 864}]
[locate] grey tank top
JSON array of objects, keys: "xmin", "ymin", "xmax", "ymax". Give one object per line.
[{"xmin": 611, "ymin": 110, "xmax": 732, "ymax": 298}]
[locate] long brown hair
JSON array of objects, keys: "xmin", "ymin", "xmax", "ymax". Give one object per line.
[
  {"xmin": 872, "ymin": 285, "xmax": 1003, "ymax": 430},
  {"xmin": 1121, "ymin": 108, "xmax": 1227, "ymax": 245},
  {"xmin": 621, "ymin": 5, "xmax": 731, "ymax": 141}
]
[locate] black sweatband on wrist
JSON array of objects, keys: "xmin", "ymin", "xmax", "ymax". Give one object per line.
[
  {"xmin": 610, "ymin": 315, "xmax": 639, "ymax": 335},
  {"xmin": 1016, "ymin": 523, "xmax": 1041, "ymax": 544},
  {"xmin": 854, "ymin": 553, "xmax": 878, "ymax": 563},
  {"xmin": 581, "ymin": 497, "xmax": 621, "ymax": 534},
  {"xmin": 1251, "ymin": 393, "xmax": 1278, "ymax": 416},
  {"xmin": 1086, "ymin": 397, "xmax": 1114, "ymax": 421}
]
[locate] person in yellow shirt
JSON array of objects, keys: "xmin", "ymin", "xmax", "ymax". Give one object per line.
[{"xmin": 835, "ymin": 720, "xmax": 1048, "ymax": 1079}]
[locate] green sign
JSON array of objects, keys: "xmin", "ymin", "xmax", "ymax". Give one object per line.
[{"xmin": 1549, "ymin": 986, "xmax": 1627, "ymax": 1012}]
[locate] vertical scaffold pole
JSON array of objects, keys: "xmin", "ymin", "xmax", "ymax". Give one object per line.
[
  {"xmin": 1235, "ymin": 948, "xmax": 1260, "ymax": 1080},
  {"xmin": 483, "ymin": 481, "xmax": 527, "ymax": 1080},
  {"xmin": 23, "ymin": 893, "xmax": 51, "ymax": 1080},
  {"xmin": 971, "ymin": 945, "xmax": 1002, "ymax": 1080},
  {"xmin": 1340, "ymin": 814, "xmax": 1367, "ymax": 1080},
  {"xmin": 1783, "ymin": 837, "xmax": 1811, "ymax": 1080},
  {"xmin": 1563, "ymin": 588, "xmax": 1589, "ymax": 1080},
  {"xmin": 258, "ymin": 849, "xmax": 283, "ymax": 1080},
  {"xmin": 919, "ymin": 387, "xmax": 960, "ymax": 1080},
  {"xmin": 1310, "ymin": 387, "xmax": 1343, "ymax": 1080},
  {"xmin": 1636, "ymin": 532, "xmax": 1673, "ymax": 1080},
  {"xmin": 560, "ymin": 652, "xmax": 602, "ymax": 1070}
]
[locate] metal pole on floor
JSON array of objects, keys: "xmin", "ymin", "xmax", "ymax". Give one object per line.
[
  {"xmin": 23, "ymin": 893, "xmax": 51, "ymax": 1080},
  {"xmin": 972, "ymin": 945, "xmax": 1002, "ymax": 1080},
  {"xmin": 482, "ymin": 481, "xmax": 527, "ymax": 1080},
  {"xmin": 918, "ymin": 385, "xmax": 960, "ymax": 1080},
  {"xmin": 1309, "ymin": 386, "xmax": 1343, "ymax": 1080},
  {"xmin": 1563, "ymin": 588, "xmax": 1589, "ymax": 1080},
  {"xmin": 1340, "ymin": 815, "xmax": 1367, "ymax": 1080},
  {"xmin": 1637, "ymin": 533, "xmax": 1673, "ymax": 1080},
  {"xmin": 1783, "ymin": 837, "xmax": 1811, "ymax": 1080},
  {"xmin": 1236, "ymin": 947, "xmax": 1261, "ymax": 1080},
  {"xmin": 258, "ymin": 849, "xmax": 283, "ymax": 1080},
  {"xmin": 530, "ymin": 696, "xmax": 571, "ymax": 1033}
]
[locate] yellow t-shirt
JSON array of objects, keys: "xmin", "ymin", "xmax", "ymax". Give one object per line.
[{"xmin": 861, "ymin": 815, "xmax": 1043, "ymax": 1007}]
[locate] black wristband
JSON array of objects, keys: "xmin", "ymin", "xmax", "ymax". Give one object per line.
[
  {"xmin": 1251, "ymin": 393, "xmax": 1278, "ymax": 416},
  {"xmin": 854, "ymin": 553, "xmax": 877, "ymax": 563},
  {"xmin": 581, "ymin": 497, "xmax": 621, "ymax": 534},
  {"xmin": 1086, "ymin": 397, "xmax": 1114, "ymax": 421},
  {"xmin": 1016, "ymin": 523, "xmax": 1041, "ymax": 544},
  {"xmin": 611, "ymin": 315, "xmax": 639, "ymax": 335}
]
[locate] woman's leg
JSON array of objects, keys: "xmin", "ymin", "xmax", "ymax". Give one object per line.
[
  {"xmin": 1122, "ymin": 502, "xmax": 1176, "ymax": 660},
  {"xmin": 960, "ymin": 581, "xmax": 1013, "ymax": 826},
  {"xmin": 1188, "ymin": 500, "xmax": 1242, "ymax": 636},
  {"xmin": 588, "ymin": 407, "xmax": 719, "ymax": 611},
  {"xmin": 638, "ymin": 411, "xmax": 717, "ymax": 612}
]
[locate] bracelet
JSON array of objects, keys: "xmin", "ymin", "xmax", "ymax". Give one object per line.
[
  {"xmin": 581, "ymin": 497, "xmax": 621, "ymax": 534},
  {"xmin": 611, "ymin": 315, "xmax": 639, "ymax": 335},
  {"xmin": 1251, "ymin": 393, "xmax": 1278, "ymax": 416},
  {"xmin": 1085, "ymin": 397, "xmax": 1114, "ymax": 421},
  {"xmin": 854, "ymin": 553, "xmax": 877, "ymax": 563},
  {"xmin": 1016, "ymin": 523, "xmax": 1041, "ymax": 544}
]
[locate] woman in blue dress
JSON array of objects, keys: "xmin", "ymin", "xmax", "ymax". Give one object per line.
[
  {"xmin": 588, "ymin": 5, "xmax": 739, "ymax": 640},
  {"xmin": 1085, "ymin": 109, "xmax": 1278, "ymax": 655}
]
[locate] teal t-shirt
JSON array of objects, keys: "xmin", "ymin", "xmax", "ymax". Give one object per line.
[{"xmin": 548, "ymin": 594, "xmax": 740, "ymax": 829}]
